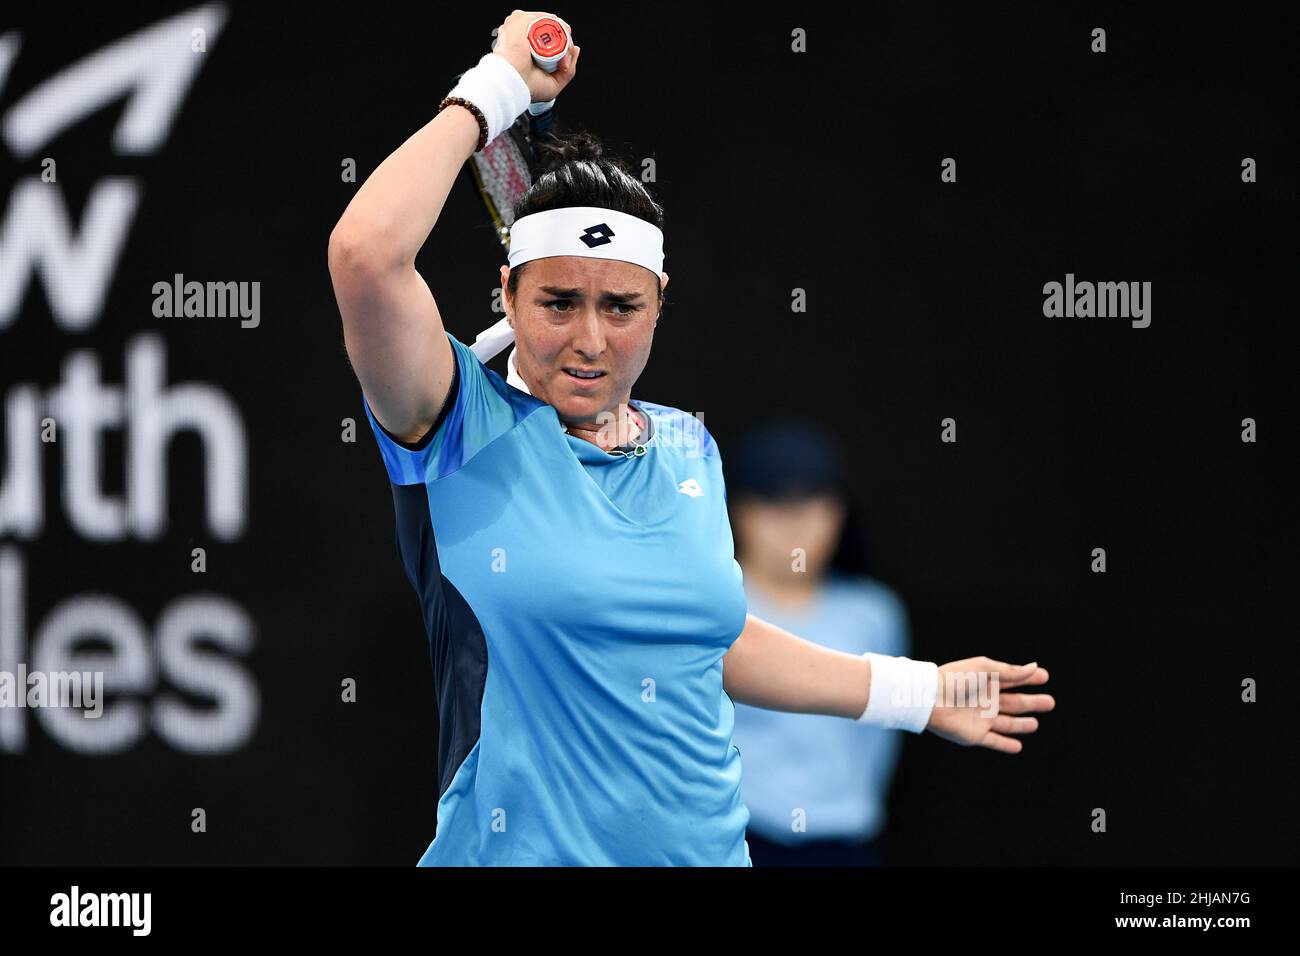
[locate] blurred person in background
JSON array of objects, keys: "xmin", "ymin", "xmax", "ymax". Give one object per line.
[{"xmin": 726, "ymin": 420, "xmax": 908, "ymax": 867}]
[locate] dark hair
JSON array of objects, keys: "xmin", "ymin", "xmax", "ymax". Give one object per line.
[{"xmin": 507, "ymin": 129, "xmax": 666, "ymax": 313}]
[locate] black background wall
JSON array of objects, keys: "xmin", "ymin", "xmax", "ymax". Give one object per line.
[{"xmin": 0, "ymin": 2, "xmax": 1294, "ymax": 865}]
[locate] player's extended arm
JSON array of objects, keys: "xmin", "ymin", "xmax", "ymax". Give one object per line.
[{"xmin": 722, "ymin": 613, "xmax": 1056, "ymax": 754}]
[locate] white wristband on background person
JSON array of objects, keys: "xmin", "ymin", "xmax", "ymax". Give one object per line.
[
  {"xmin": 855, "ymin": 653, "xmax": 940, "ymax": 733},
  {"xmin": 446, "ymin": 52, "xmax": 532, "ymax": 147}
]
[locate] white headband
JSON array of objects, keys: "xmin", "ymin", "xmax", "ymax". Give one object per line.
[
  {"xmin": 472, "ymin": 206, "xmax": 664, "ymax": 395},
  {"xmin": 506, "ymin": 206, "xmax": 664, "ymax": 277}
]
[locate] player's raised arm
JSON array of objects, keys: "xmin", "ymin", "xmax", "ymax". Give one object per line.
[
  {"xmin": 327, "ymin": 10, "xmax": 579, "ymax": 444},
  {"xmin": 328, "ymin": 106, "xmax": 472, "ymax": 444}
]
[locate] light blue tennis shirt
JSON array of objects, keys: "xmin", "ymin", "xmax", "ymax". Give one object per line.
[
  {"xmin": 730, "ymin": 572, "xmax": 909, "ymax": 845},
  {"xmin": 362, "ymin": 330, "xmax": 752, "ymax": 865}
]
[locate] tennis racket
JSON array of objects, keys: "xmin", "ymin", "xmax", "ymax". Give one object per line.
[
  {"xmin": 468, "ymin": 103, "xmax": 555, "ymax": 386},
  {"xmin": 468, "ymin": 15, "xmax": 569, "ymax": 378}
]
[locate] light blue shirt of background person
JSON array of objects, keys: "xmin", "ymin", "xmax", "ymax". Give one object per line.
[{"xmin": 730, "ymin": 569, "xmax": 910, "ymax": 846}]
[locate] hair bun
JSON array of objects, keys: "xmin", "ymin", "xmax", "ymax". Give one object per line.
[
  {"xmin": 512, "ymin": 124, "xmax": 664, "ymax": 237},
  {"xmin": 535, "ymin": 128, "xmax": 608, "ymax": 173}
]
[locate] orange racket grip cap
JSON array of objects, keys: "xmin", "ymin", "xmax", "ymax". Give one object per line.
[{"xmin": 527, "ymin": 17, "xmax": 571, "ymax": 73}]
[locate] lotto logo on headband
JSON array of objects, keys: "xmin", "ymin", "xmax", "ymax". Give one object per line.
[
  {"xmin": 507, "ymin": 207, "xmax": 663, "ymax": 275},
  {"xmin": 579, "ymin": 223, "xmax": 615, "ymax": 248}
]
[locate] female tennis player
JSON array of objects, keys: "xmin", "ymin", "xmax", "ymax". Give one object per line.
[{"xmin": 328, "ymin": 10, "xmax": 1055, "ymax": 866}]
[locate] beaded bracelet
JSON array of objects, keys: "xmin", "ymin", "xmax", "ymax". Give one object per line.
[{"xmin": 437, "ymin": 96, "xmax": 488, "ymax": 152}]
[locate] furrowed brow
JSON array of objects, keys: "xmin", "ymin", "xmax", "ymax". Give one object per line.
[{"xmin": 538, "ymin": 285, "xmax": 646, "ymax": 302}]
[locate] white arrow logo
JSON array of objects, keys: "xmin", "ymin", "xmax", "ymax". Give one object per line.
[
  {"xmin": 1, "ymin": 3, "xmax": 229, "ymax": 157},
  {"xmin": 677, "ymin": 478, "xmax": 704, "ymax": 498},
  {"xmin": 0, "ymin": 4, "xmax": 227, "ymax": 331}
]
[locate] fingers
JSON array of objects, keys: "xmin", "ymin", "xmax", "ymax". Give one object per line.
[
  {"xmin": 1003, "ymin": 666, "xmax": 1050, "ymax": 689},
  {"xmin": 559, "ymin": 44, "xmax": 580, "ymax": 76},
  {"xmin": 993, "ymin": 661, "xmax": 1050, "ymax": 690},
  {"xmin": 992, "ymin": 714, "xmax": 1038, "ymax": 735},
  {"xmin": 982, "ymin": 732, "xmax": 1024, "ymax": 755},
  {"xmin": 998, "ymin": 692, "xmax": 1056, "ymax": 715},
  {"xmin": 550, "ymin": 11, "xmax": 577, "ymax": 71}
]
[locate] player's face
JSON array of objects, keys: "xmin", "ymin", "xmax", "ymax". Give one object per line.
[{"xmin": 504, "ymin": 256, "xmax": 666, "ymax": 424}]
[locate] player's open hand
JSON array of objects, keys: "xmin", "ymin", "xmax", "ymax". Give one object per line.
[{"xmin": 925, "ymin": 658, "xmax": 1055, "ymax": 754}]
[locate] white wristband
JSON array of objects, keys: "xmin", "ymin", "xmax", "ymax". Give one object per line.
[
  {"xmin": 856, "ymin": 653, "xmax": 939, "ymax": 733},
  {"xmin": 446, "ymin": 52, "xmax": 532, "ymax": 147}
]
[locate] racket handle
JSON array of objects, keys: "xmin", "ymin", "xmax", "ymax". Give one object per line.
[
  {"xmin": 487, "ymin": 17, "xmax": 568, "ymax": 113},
  {"xmin": 527, "ymin": 16, "xmax": 570, "ymax": 73}
]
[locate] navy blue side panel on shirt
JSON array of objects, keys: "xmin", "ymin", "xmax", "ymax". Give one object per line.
[
  {"xmin": 362, "ymin": 332, "xmax": 533, "ymax": 805},
  {"xmin": 390, "ymin": 482, "xmax": 488, "ymax": 800}
]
